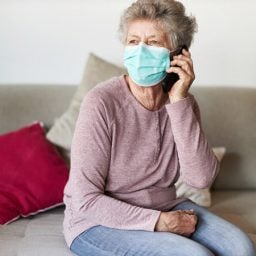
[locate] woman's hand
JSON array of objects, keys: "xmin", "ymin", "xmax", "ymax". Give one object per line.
[
  {"xmin": 166, "ymin": 48, "xmax": 195, "ymax": 104},
  {"xmin": 155, "ymin": 210, "xmax": 198, "ymax": 237}
]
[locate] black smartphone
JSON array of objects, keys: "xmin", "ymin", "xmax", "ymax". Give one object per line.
[{"xmin": 162, "ymin": 45, "xmax": 188, "ymax": 93}]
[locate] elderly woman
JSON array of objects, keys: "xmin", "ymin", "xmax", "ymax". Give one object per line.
[{"xmin": 63, "ymin": 0, "xmax": 256, "ymax": 255}]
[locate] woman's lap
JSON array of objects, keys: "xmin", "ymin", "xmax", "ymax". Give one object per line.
[
  {"xmin": 70, "ymin": 225, "xmax": 213, "ymax": 256},
  {"xmin": 70, "ymin": 201, "xmax": 256, "ymax": 256}
]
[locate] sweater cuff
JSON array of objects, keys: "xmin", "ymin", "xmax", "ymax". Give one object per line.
[
  {"xmin": 148, "ymin": 210, "xmax": 161, "ymax": 232},
  {"xmin": 165, "ymin": 96, "xmax": 193, "ymax": 124}
]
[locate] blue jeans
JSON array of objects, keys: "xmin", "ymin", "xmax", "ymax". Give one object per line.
[{"xmin": 70, "ymin": 201, "xmax": 256, "ymax": 256}]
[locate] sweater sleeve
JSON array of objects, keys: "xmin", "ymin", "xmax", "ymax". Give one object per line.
[
  {"xmin": 68, "ymin": 90, "xmax": 161, "ymax": 231},
  {"xmin": 165, "ymin": 94, "xmax": 220, "ymax": 189}
]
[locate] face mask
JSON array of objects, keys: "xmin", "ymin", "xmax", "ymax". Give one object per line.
[{"xmin": 123, "ymin": 42, "xmax": 170, "ymax": 87}]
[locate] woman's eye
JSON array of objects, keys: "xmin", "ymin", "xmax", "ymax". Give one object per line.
[
  {"xmin": 149, "ymin": 41, "xmax": 159, "ymax": 46},
  {"xmin": 128, "ymin": 40, "xmax": 139, "ymax": 45}
]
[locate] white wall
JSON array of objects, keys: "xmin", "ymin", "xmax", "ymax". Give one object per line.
[{"xmin": 0, "ymin": 0, "xmax": 256, "ymax": 87}]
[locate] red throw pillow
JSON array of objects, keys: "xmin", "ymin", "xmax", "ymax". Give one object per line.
[{"xmin": 0, "ymin": 122, "xmax": 69, "ymax": 224}]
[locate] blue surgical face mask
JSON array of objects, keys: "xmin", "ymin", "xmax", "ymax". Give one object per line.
[{"xmin": 123, "ymin": 42, "xmax": 170, "ymax": 87}]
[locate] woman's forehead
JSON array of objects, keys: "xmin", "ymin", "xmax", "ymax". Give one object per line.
[{"xmin": 127, "ymin": 19, "xmax": 166, "ymax": 38}]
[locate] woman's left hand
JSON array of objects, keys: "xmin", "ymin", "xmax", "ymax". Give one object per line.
[{"xmin": 166, "ymin": 48, "xmax": 195, "ymax": 103}]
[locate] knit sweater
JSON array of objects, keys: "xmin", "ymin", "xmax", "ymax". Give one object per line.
[{"xmin": 63, "ymin": 75, "xmax": 220, "ymax": 247}]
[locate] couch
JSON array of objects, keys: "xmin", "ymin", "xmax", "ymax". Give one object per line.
[{"xmin": 0, "ymin": 84, "xmax": 255, "ymax": 256}]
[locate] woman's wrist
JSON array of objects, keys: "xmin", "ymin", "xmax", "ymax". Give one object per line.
[
  {"xmin": 169, "ymin": 95, "xmax": 187, "ymax": 104},
  {"xmin": 169, "ymin": 91, "xmax": 188, "ymax": 104},
  {"xmin": 155, "ymin": 212, "xmax": 168, "ymax": 232}
]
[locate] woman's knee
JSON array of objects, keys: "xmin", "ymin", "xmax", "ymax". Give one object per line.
[
  {"xmin": 226, "ymin": 227, "xmax": 256, "ymax": 256},
  {"xmin": 204, "ymin": 222, "xmax": 256, "ymax": 256}
]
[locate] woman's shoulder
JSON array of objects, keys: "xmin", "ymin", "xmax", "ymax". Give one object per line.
[
  {"xmin": 81, "ymin": 75, "xmax": 127, "ymax": 119},
  {"xmin": 91, "ymin": 75, "xmax": 123, "ymax": 95},
  {"xmin": 85, "ymin": 75, "xmax": 125, "ymax": 103}
]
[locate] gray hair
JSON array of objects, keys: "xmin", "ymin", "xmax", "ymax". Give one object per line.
[{"xmin": 118, "ymin": 0, "xmax": 198, "ymax": 50}]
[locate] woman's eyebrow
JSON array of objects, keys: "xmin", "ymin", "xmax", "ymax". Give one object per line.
[
  {"xmin": 127, "ymin": 34, "xmax": 140, "ymax": 38},
  {"xmin": 147, "ymin": 35, "xmax": 157, "ymax": 39},
  {"xmin": 127, "ymin": 34, "xmax": 160, "ymax": 39}
]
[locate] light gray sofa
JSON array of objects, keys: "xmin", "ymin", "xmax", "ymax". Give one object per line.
[{"xmin": 0, "ymin": 84, "xmax": 255, "ymax": 255}]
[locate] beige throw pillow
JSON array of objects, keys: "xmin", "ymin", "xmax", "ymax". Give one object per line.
[
  {"xmin": 46, "ymin": 53, "xmax": 126, "ymax": 151},
  {"xmin": 175, "ymin": 147, "xmax": 226, "ymax": 207}
]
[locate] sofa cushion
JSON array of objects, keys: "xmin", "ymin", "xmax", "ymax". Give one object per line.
[
  {"xmin": 0, "ymin": 207, "xmax": 72, "ymax": 256},
  {"xmin": 0, "ymin": 122, "xmax": 69, "ymax": 224},
  {"xmin": 190, "ymin": 87, "xmax": 256, "ymax": 190},
  {"xmin": 0, "ymin": 85, "xmax": 76, "ymax": 135},
  {"xmin": 210, "ymin": 190, "xmax": 256, "ymax": 234},
  {"xmin": 248, "ymin": 234, "xmax": 256, "ymax": 246}
]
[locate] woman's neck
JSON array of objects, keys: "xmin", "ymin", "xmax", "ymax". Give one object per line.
[{"xmin": 125, "ymin": 75, "xmax": 169, "ymax": 111}]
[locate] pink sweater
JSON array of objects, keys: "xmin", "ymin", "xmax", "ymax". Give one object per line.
[{"xmin": 63, "ymin": 75, "xmax": 219, "ymax": 247}]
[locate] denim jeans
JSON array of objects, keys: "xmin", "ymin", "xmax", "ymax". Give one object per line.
[{"xmin": 70, "ymin": 201, "xmax": 256, "ymax": 256}]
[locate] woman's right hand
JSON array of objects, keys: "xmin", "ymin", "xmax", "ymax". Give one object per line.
[{"xmin": 155, "ymin": 210, "xmax": 198, "ymax": 237}]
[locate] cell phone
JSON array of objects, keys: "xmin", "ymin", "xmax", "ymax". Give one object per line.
[{"xmin": 162, "ymin": 45, "xmax": 188, "ymax": 93}]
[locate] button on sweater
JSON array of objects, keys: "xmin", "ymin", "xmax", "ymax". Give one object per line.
[{"xmin": 63, "ymin": 75, "xmax": 220, "ymax": 247}]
